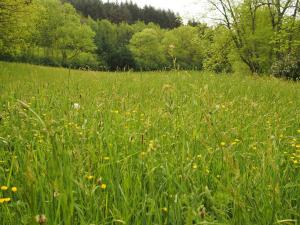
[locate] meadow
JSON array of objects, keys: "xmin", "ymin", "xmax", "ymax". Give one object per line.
[{"xmin": 0, "ymin": 61, "xmax": 300, "ymax": 225}]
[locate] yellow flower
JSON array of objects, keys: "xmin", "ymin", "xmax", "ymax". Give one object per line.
[
  {"xmin": 100, "ymin": 184, "xmax": 107, "ymax": 190},
  {"xmin": 220, "ymin": 142, "xmax": 226, "ymax": 147},
  {"xmin": 11, "ymin": 187, "xmax": 17, "ymax": 193},
  {"xmin": 86, "ymin": 175, "xmax": 94, "ymax": 180},
  {"xmin": 295, "ymin": 144, "xmax": 300, "ymax": 148},
  {"xmin": 1, "ymin": 186, "xmax": 8, "ymax": 191},
  {"xmin": 192, "ymin": 164, "xmax": 198, "ymax": 169},
  {"xmin": 0, "ymin": 198, "xmax": 11, "ymax": 203},
  {"xmin": 162, "ymin": 207, "xmax": 168, "ymax": 213}
]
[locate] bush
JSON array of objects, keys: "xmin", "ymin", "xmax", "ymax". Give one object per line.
[{"xmin": 271, "ymin": 54, "xmax": 300, "ymax": 80}]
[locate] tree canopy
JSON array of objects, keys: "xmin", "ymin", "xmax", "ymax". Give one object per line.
[{"xmin": 0, "ymin": 0, "xmax": 299, "ymax": 79}]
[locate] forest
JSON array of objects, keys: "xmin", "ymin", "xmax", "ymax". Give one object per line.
[{"xmin": 0, "ymin": 0, "xmax": 299, "ymax": 79}]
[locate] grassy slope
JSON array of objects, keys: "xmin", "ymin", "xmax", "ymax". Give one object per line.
[{"xmin": 0, "ymin": 62, "xmax": 300, "ymax": 224}]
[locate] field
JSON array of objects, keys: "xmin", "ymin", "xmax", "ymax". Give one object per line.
[{"xmin": 0, "ymin": 62, "xmax": 300, "ymax": 225}]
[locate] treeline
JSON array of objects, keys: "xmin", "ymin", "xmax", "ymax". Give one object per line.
[
  {"xmin": 0, "ymin": 0, "xmax": 299, "ymax": 79},
  {"xmin": 64, "ymin": 0, "xmax": 182, "ymax": 29}
]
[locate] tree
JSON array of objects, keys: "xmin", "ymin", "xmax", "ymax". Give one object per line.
[
  {"xmin": 210, "ymin": 0, "xmax": 300, "ymax": 75},
  {"xmin": 0, "ymin": 0, "xmax": 37, "ymax": 57},
  {"xmin": 162, "ymin": 26, "xmax": 204, "ymax": 70},
  {"xmin": 35, "ymin": 0, "xmax": 95, "ymax": 66},
  {"xmin": 129, "ymin": 28, "xmax": 166, "ymax": 70},
  {"xmin": 203, "ymin": 26, "xmax": 233, "ymax": 73}
]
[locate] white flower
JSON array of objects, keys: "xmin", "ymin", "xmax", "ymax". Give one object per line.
[{"xmin": 73, "ymin": 103, "xmax": 80, "ymax": 110}]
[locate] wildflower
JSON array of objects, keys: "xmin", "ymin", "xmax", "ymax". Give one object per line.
[
  {"xmin": 35, "ymin": 214, "xmax": 47, "ymax": 224},
  {"xmin": 140, "ymin": 151, "xmax": 147, "ymax": 158},
  {"xmin": 192, "ymin": 164, "xmax": 198, "ymax": 169},
  {"xmin": 11, "ymin": 187, "xmax": 17, "ymax": 193},
  {"xmin": 199, "ymin": 207, "xmax": 206, "ymax": 219},
  {"xmin": 148, "ymin": 140, "xmax": 155, "ymax": 150},
  {"xmin": 86, "ymin": 175, "xmax": 94, "ymax": 180},
  {"xmin": 162, "ymin": 207, "xmax": 168, "ymax": 213},
  {"xmin": 0, "ymin": 198, "xmax": 11, "ymax": 203},
  {"xmin": 73, "ymin": 103, "xmax": 80, "ymax": 110},
  {"xmin": 100, "ymin": 184, "xmax": 107, "ymax": 190},
  {"xmin": 53, "ymin": 191, "xmax": 60, "ymax": 198},
  {"xmin": 97, "ymin": 178, "xmax": 103, "ymax": 186},
  {"xmin": 220, "ymin": 142, "xmax": 226, "ymax": 147},
  {"xmin": 1, "ymin": 186, "xmax": 8, "ymax": 191}
]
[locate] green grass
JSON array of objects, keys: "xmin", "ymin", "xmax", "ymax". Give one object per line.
[{"xmin": 0, "ymin": 61, "xmax": 300, "ymax": 225}]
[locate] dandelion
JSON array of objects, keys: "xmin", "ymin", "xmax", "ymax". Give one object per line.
[
  {"xmin": 1, "ymin": 186, "xmax": 8, "ymax": 191},
  {"xmin": 86, "ymin": 175, "xmax": 94, "ymax": 180},
  {"xmin": 11, "ymin": 187, "xmax": 17, "ymax": 193},
  {"xmin": 35, "ymin": 214, "xmax": 47, "ymax": 224},
  {"xmin": 73, "ymin": 103, "xmax": 80, "ymax": 110},
  {"xmin": 140, "ymin": 151, "xmax": 147, "ymax": 158},
  {"xmin": 162, "ymin": 207, "xmax": 168, "ymax": 213},
  {"xmin": 0, "ymin": 198, "xmax": 11, "ymax": 203},
  {"xmin": 100, "ymin": 184, "xmax": 107, "ymax": 190}
]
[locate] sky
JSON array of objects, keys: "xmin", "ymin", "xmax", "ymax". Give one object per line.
[{"xmin": 114, "ymin": 0, "xmax": 214, "ymax": 24}]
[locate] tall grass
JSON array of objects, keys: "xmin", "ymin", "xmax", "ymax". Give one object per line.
[{"xmin": 0, "ymin": 62, "xmax": 299, "ymax": 225}]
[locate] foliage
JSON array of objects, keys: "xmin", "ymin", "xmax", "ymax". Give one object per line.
[
  {"xmin": 129, "ymin": 28, "xmax": 167, "ymax": 70},
  {"xmin": 65, "ymin": 0, "xmax": 182, "ymax": 29},
  {"xmin": 0, "ymin": 0, "xmax": 299, "ymax": 78},
  {"xmin": 203, "ymin": 26, "xmax": 233, "ymax": 73},
  {"xmin": 162, "ymin": 26, "xmax": 204, "ymax": 70}
]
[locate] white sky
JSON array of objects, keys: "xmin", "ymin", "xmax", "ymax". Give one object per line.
[{"xmin": 112, "ymin": 0, "xmax": 214, "ymax": 24}]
